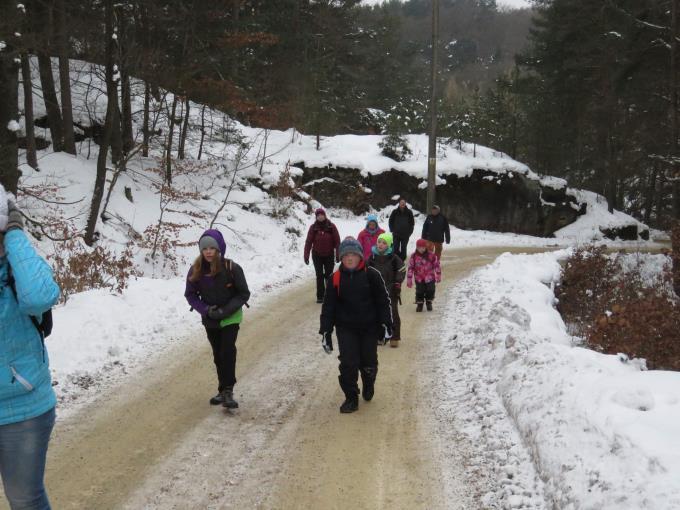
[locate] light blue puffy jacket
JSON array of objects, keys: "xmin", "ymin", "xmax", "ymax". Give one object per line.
[{"xmin": 0, "ymin": 229, "xmax": 60, "ymax": 426}]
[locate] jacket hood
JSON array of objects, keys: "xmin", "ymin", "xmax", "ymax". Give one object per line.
[{"xmin": 199, "ymin": 229, "xmax": 227, "ymax": 256}]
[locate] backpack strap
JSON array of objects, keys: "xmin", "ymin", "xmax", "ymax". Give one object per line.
[{"xmin": 332, "ymin": 270, "xmax": 341, "ymax": 296}]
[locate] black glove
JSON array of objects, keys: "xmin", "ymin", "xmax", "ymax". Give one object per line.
[
  {"xmin": 321, "ymin": 331, "xmax": 333, "ymax": 354},
  {"xmin": 6, "ymin": 202, "xmax": 23, "ymax": 232},
  {"xmin": 304, "ymin": 258, "xmax": 309, "ymax": 265},
  {"xmin": 380, "ymin": 323, "xmax": 393, "ymax": 345},
  {"xmin": 207, "ymin": 305, "xmax": 227, "ymax": 320}
]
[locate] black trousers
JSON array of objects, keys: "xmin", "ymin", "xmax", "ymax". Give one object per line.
[
  {"xmin": 336, "ymin": 326, "xmax": 379, "ymax": 398},
  {"xmin": 415, "ymin": 281, "xmax": 435, "ymax": 303},
  {"xmin": 313, "ymin": 254, "xmax": 335, "ymax": 300},
  {"xmin": 205, "ymin": 324, "xmax": 239, "ymax": 391},
  {"xmin": 393, "ymin": 234, "xmax": 410, "ymax": 262},
  {"xmin": 390, "ymin": 289, "xmax": 401, "ymax": 340}
]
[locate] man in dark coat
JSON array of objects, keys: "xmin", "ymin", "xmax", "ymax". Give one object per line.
[
  {"xmin": 421, "ymin": 204, "xmax": 450, "ymax": 260},
  {"xmin": 304, "ymin": 208, "xmax": 341, "ymax": 303},
  {"xmin": 388, "ymin": 198, "xmax": 415, "ymax": 261},
  {"xmin": 320, "ymin": 237, "xmax": 393, "ymax": 413}
]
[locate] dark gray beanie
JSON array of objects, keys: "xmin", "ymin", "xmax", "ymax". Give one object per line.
[
  {"xmin": 338, "ymin": 237, "xmax": 363, "ymax": 260},
  {"xmin": 199, "ymin": 235, "xmax": 220, "ymax": 252}
]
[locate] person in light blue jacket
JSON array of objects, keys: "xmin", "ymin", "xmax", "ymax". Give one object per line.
[{"xmin": 0, "ymin": 185, "xmax": 60, "ymax": 510}]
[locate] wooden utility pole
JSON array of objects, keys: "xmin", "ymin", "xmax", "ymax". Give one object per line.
[
  {"xmin": 427, "ymin": 0, "xmax": 439, "ymax": 211},
  {"xmin": 671, "ymin": 0, "xmax": 679, "ymax": 218}
]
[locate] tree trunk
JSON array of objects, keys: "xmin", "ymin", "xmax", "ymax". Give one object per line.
[
  {"xmin": 84, "ymin": 0, "xmax": 116, "ymax": 246},
  {"xmin": 178, "ymin": 98, "xmax": 190, "ymax": 159},
  {"xmin": 643, "ymin": 163, "xmax": 657, "ymax": 225},
  {"xmin": 55, "ymin": 0, "xmax": 76, "ymax": 154},
  {"xmin": 671, "ymin": 0, "xmax": 680, "ymax": 218},
  {"xmin": 36, "ymin": 1, "xmax": 63, "ymax": 152},
  {"xmin": 142, "ymin": 81, "xmax": 150, "ymax": 157},
  {"xmin": 197, "ymin": 104, "xmax": 206, "ymax": 160},
  {"xmin": 165, "ymin": 95, "xmax": 178, "ymax": 184},
  {"xmin": 0, "ymin": 43, "xmax": 19, "ymax": 193},
  {"xmin": 121, "ymin": 69, "xmax": 134, "ymax": 153},
  {"xmin": 20, "ymin": 53, "xmax": 38, "ymax": 171}
]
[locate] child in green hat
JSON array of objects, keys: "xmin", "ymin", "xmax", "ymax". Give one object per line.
[{"xmin": 368, "ymin": 232, "xmax": 405, "ymax": 347}]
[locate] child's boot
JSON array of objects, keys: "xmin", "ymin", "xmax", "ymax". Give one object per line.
[
  {"xmin": 340, "ymin": 394, "xmax": 359, "ymax": 413},
  {"xmin": 416, "ymin": 301, "xmax": 424, "ymax": 312},
  {"xmin": 390, "ymin": 338, "xmax": 399, "ymax": 348},
  {"xmin": 426, "ymin": 300, "xmax": 433, "ymax": 311},
  {"xmin": 221, "ymin": 386, "xmax": 239, "ymax": 409}
]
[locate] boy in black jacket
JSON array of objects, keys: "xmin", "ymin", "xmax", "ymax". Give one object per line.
[{"xmin": 320, "ymin": 237, "xmax": 393, "ymax": 413}]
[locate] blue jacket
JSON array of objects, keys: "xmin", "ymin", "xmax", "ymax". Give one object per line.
[{"xmin": 0, "ymin": 229, "xmax": 60, "ymax": 425}]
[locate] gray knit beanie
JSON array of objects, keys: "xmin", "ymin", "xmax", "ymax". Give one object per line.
[
  {"xmin": 338, "ymin": 237, "xmax": 363, "ymax": 260},
  {"xmin": 199, "ymin": 235, "xmax": 220, "ymax": 252}
]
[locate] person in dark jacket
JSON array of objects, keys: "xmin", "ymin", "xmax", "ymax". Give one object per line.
[
  {"xmin": 388, "ymin": 198, "xmax": 415, "ymax": 261},
  {"xmin": 421, "ymin": 205, "xmax": 450, "ymax": 260},
  {"xmin": 304, "ymin": 208, "xmax": 341, "ymax": 303},
  {"xmin": 368, "ymin": 232, "xmax": 405, "ymax": 348},
  {"xmin": 320, "ymin": 237, "xmax": 393, "ymax": 413},
  {"xmin": 0, "ymin": 187, "xmax": 60, "ymax": 510},
  {"xmin": 185, "ymin": 229, "xmax": 250, "ymax": 409}
]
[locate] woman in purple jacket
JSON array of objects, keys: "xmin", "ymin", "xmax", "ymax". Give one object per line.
[{"xmin": 184, "ymin": 229, "xmax": 250, "ymax": 409}]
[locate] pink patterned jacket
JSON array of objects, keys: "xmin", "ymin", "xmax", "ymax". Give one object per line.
[{"xmin": 406, "ymin": 251, "xmax": 442, "ymax": 286}]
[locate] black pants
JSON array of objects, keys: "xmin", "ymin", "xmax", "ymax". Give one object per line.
[
  {"xmin": 205, "ymin": 324, "xmax": 239, "ymax": 391},
  {"xmin": 415, "ymin": 281, "xmax": 435, "ymax": 303},
  {"xmin": 391, "ymin": 288, "xmax": 401, "ymax": 340},
  {"xmin": 393, "ymin": 235, "xmax": 410, "ymax": 262},
  {"xmin": 336, "ymin": 326, "xmax": 379, "ymax": 398},
  {"xmin": 313, "ymin": 254, "xmax": 335, "ymax": 300}
]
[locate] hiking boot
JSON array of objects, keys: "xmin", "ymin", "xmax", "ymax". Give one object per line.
[
  {"xmin": 426, "ymin": 301, "xmax": 433, "ymax": 311},
  {"xmin": 390, "ymin": 338, "xmax": 399, "ymax": 348},
  {"xmin": 209, "ymin": 392, "xmax": 225, "ymax": 406},
  {"xmin": 416, "ymin": 302, "xmax": 424, "ymax": 312},
  {"xmin": 362, "ymin": 380, "xmax": 375, "ymax": 402},
  {"xmin": 340, "ymin": 395, "xmax": 359, "ymax": 413},
  {"xmin": 221, "ymin": 387, "xmax": 239, "ymax": 409},
  {"xmin": 316, "ymin": 297, "xmax": 324, "ymax": 304}
]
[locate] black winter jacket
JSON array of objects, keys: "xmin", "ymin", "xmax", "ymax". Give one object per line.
[
  {"xmin": 185, "ymin": 260, "xmax": 251, "ymax": 329},
  {"xmin": 320, "ymin": 264, "xmax": 393, "ymax": 333},
  {"xmin": 388, "ymin": 207, "xmax": 415, "ymax": 238},
  {"xmin": 368, "ymin": 252, "xmax": 406, "ymax": 290},
  {"xmin": 422, "ymin": 214, "xmax": 451, "ymax": 243}
]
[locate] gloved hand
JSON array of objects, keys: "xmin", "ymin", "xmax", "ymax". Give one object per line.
[
  {"xmin": 304, "ymin": 257, "xmax": 309, "ymax": 265},
  {"xmin": 406, "ymin": 278, "xmax": 413, "ymax": 289},
  {"xmin": 435, "ymin": 275, "xmax": 441, "ymax": 284},
  {"xmin": 6, "ymin": 201, "xmax": 23, "ymax": 232},
  {"xmin": 207, "ymin": 305, "xmax": 227, "ymax": 320},
  {"xmin": 321, "ymin": 331, "xmax": 333, "ymax": 354},
  {"xmin": 380, "ymin": 323, "xmax": 393, "ymax": 345}
]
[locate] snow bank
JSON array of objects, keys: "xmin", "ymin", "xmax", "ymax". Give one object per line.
[{"xmin": 437, "ymin": 251, "xmax": 680, "ymax": 509}]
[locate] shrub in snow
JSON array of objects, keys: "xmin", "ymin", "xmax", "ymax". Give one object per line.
[
  {"xmin": 378, "ymin": 131, "xmax": 412, "ymax": 162},
  {"xmin": 49, "ymin": 238, "xmax": 139, "ymax": 302},
  {"xmin": 557, "ymin": 246, "xmax": 680, "ymax": 370}
]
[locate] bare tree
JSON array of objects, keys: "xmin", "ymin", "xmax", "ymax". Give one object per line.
[
  {"xmin": 0, "ymin": 19, "xmax": 19, "ymax": 193},
  {"xmin": 20, "ymin": 53, "xmax": 38, "ymax": 170},
  {"xmin": 55, "ymin": 0, "xmax": 76, "ymax": 154}
]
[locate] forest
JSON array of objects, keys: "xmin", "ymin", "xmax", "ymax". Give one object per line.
[{"xmin": 0, "ymin": 0, "xmax": 677, "ymax": 227}]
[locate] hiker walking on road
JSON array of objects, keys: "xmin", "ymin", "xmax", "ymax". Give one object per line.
[
  {"xmin": 185, "ymin": 229, "xmax": 250, "ymax": 409},
  {"xmin": 357, "ymin": 214, "xmax": 384, "ymax": 261},
  {"xmin": 0, "ymin": 185, "xmax": 60, "ymax": 510},
  {"xmin": 421, "ymin": 205, "xmax": 450, "ymax": 261},
  {"xmin": 320, "ymin": 237, "xmax": 393, "ymax": 413},
  {"xmin": 368, "ymin": 233, "xmax": 405, "ymax": 348},
  {"xmin": 304, "ymin": 208, "xmax": 341, "ymax": 303},
  {"xmin": 406, "ymin": 239, "xmax": 442, "ymax": 312},
  {"xmin": 388, "ymin": 198, "xmax": 414, "ymax": 261}
]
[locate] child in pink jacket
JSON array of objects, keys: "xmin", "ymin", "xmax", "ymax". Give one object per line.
[
  {"xmin": 406, "ymin": 238, "xmax": 442, "ymax": 312},
  {"xmin": 357, "ymin": 213, "xmax": 385, "ymax": 260}
]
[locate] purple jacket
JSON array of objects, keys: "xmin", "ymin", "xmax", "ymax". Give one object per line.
[{"xmin": 184, "ymin": 230, "xmax": 250, "ymax": 328}]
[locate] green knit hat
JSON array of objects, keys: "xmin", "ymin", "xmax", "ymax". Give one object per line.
[{"xmin": 377, "ymin": 232, "xmax": 393, "ymax": 248}]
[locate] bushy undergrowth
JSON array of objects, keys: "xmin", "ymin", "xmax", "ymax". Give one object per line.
[{"xmin": 556, "ymin": 246, "xmax": 680, "ymax": 371}]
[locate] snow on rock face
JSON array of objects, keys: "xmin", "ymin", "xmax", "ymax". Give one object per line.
[{"xmin": 437, "ymin": 250, "xmax": 680, "ymax": 509}]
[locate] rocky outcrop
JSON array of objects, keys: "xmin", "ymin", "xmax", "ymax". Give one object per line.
[{"xmin": 295, "ymin": 164, "xmax": 587, "ymax": 237}]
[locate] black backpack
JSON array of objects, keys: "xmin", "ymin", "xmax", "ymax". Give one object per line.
[{"xmin": 7, "ymin": 265, "xmax": 54, "ymax": 340}]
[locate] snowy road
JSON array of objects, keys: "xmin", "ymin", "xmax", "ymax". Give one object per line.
[{"xmin": 8, "ymin": 247, "xmax": 550, "ymax": 510}]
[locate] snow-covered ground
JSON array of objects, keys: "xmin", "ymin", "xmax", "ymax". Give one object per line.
[
  {"xmin": 9, "ymin": 57, "xmax": 678, "ymax": 505},
  {"xmin": 433, "ymin": 250, "xmax": 680, "ymax": 509}
]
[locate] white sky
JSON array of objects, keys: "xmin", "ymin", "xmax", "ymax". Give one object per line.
[{"xmin": 361, "ymin": 0, "xmax": 532, "ymax": 9}]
